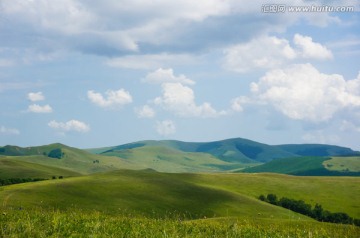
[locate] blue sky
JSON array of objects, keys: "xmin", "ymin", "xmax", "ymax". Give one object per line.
[{"xmin": 0, "ymin": 0, "xmax": 359, "ymax": 150}]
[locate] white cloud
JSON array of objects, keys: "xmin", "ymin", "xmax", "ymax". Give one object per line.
[
  {"xmin": 136, "ymin": 105, "xmax": 156, "ymax": 118},
  {"xmin": 87, "ymin": 89, "xmax": 132, "ymax": 109},
  {"xmin": 28, "ymin": 92, "xmax": 45, "ymax": 102},
  {"xmin": 231, "ymin": 96, "xmax": 251, "ymax": 112},
  {"xmin": 223, "ymin": 34, "xmax": 333, "ymax": 72},
  {"xmin": 0, "ymin": 126, "xmax": 20, "ymax": 135},
  {"xmin": 2, "ymin": 0, "xmax": 341, "ymax": 60},
  {"xmin": 48, "ymin": 120, "xmax": 90, "ymax": 133},
  {"xmin": 156, "ymin": 120, "xmax": 176, "ymax": 136},
  {"xmin": 251, "ymin": 64, "xmax": 360, "ymax": 122},
  {"xmin": 294, "ymin": 34, "xmax": 333, "ymax": 60},
  {"xmin": 223, "ymin": 35, "xmax": 296, "ymax": 73},
  {"xmin": 144, "ymin": 68, "xmax": 195, "ymax": 85},
  {"xmin": 106, "ymin": 54, "xmax": 195, "ymax": 70},
  {"xmin": 154, "ymin": 82, "xmax": 224, "ymax": 118},
  {"xmin": 28, "ymin": 104, "xmax": 53, "ymax": 113}
]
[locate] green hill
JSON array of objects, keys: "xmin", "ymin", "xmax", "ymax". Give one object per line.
[
  {"xmin": 241, "ymin": 156, "xmax": 360, "ymax": 176},
  {"xmin": 278, "ymin": 144, "xmax": 360, "ymax": 157},
  {"xmin": 0, "ymin": 158, "xmax": 80, "ymax": 179},
  {"xmin": 0, "ymin": 170, "xmax": 358, "ymax": 219},
  {"xmin": 0, "ymin": 143, "xmax": 142, "ymax": 175},
  {"xmin": 95, "ymin": 145, "xmax": 248, "ymax": 173},
  {"xmin": 91, "ymin": 138, "xmax": 359, "ymax": 165}
]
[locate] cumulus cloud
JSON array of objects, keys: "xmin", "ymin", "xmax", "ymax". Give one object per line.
[
  {"xmin": 231, "ymin": 96, "xmax": 251, "ymax": 112},
  {"xmin": 250, "ymin": 64, "xmax": 360, "ymax": 122},
  {"xmin": 28, "ymin": 92, "xmax": 45, "ymax": 102},
  {"xmin": 87, "ymin": 89, "xmax": 132, "ymax": 109},
  {"xmin": 293, "ymin": 34, "xmax": 333, "ymax": 60},
  {"xmin": 223, "ymin": 34, "xmax": 333, "ymax": 72},
  {"xmin": 0, "ymin": 126, "xmax": 20, "ymax": 135},
  {"xmin": 156, "ymin": 120, "xmax": 176, "ymax": 136},
  {"xmin": 135, "ymin": 105, "xmax": 156, "ymax": 118},
  {"xmin": 1, "ymin": 0, "xmax": 340, "ymax": 60},
  {"xmin": 48, "ymin": 120, "xmax": 90, "ymax": 133},
  {"xmin": 144, "ymin": 68, "xmax": 195, "ymax": 85},
  {"xmin": 223, "ymin": 35, "xmax": 296, "ymax": 72},
  {"xmin": 154, "ymin": 82, "xmax": 224, "ymax": 118},
  {"xmin": 28, "ymin": 104, "xmax": 53, "ymax": 113}
]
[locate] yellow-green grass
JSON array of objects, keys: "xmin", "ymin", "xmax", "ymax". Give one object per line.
[
  {"xmin": 0, "ymin": 170, "xmax": 303, "ymax": 220},
  {"xmin": 0, "ymin": 170, "xmax": 358, "ymax": 220},
  {"xmin": 324, "ymin": 156, "xmax": 360, "ymax": 172},
  {"xmin": 183, "ymin": 172, "xmax": 360, "ymax": 218},
  {"xmin": 6, "ymin": 147, "xmax": 142, "ymax": 175},
  {"xmin": 102, "ymin": 146, "xmax": 245, "ymax": 172},
  {"xmin": 1, "ymin": 208, "xmax": 359, "ymax": 238},
  {"xmin": 0, "ymin": 158, "xmax": 80, "ymax": 179}
]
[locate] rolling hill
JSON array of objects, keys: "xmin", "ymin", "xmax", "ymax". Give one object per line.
[
  {"xmin": 88, "ymin": 138, "xmax": 360, "ymax": 172},
  {"xmin": 1, "ymin": 138, "xmax": 359, "ymax": 176},
  {"xmin": 0, "ymin": 170, "xmax": 358, "ymax": 219},
  {"xmin": 0, "ymin": 143, "xmax": 142, "ymax": 175},
  {"xmin": 241, "ymin": 156, "xmax": 360, "ymax": 176}
]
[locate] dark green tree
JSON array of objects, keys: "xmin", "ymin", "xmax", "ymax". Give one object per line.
[
  {"xmin": 48, "ymin": 148, "xmax": 64, "ymax": 159},
  {"xmin": 267, "ymin": 194, "xmax": 278, "ymax": 205}
]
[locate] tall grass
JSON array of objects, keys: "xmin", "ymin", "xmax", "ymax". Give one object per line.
[{"xmin": 1, "ymin": 207, "xmax": 359, "ymax": 238}]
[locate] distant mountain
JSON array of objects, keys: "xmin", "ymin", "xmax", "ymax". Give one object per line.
[
  {"xmin": 91, "ymin": 138, "xmax": 359, "ymax": 164},
  {"xmin": 2, "ymin": 138, "xmax": 359, "ymax": 176}
]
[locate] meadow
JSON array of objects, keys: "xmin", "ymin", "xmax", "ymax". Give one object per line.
[
  {"xmin": 0, "ymin": 169, "xmax": 359, "ymax": 237},
  {"xmin": 1, "ymin": 208, "xmax": 359, "ymax": 238}
]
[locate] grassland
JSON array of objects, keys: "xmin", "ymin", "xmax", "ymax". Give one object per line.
[
  {"xmin": 2, "ymin": 145, "xmax": 142, "ymax": 175},
  {"xmin": 0, "ymin": 170, "xmax": 358, "ymax": 219},
  {"xmin": 0, "ymin": 170, "xmax": 359, "ymax": 237},
  {"xmin": 101, "ymin": 146, "xmax": 247, "ymax": 172},
  {"xmin": 242, "ymin": 156, "xmax": 360, "ymax": 176},
  {"xmin": 324, "ymin": 156, "xmax": 360, "ymax": 172},
  {"xmin": 0, "ymin": 158, "xmax": 80, "ymax": 179},
  {"xmin": 1, "ymin": 208, "xmax": 359, "ymax": 238}
]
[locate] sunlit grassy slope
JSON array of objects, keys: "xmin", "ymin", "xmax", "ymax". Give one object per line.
[
  {"xmin": 1, "ymin": 144, "xmax": 142, "ymax": 175},
  {"xmin": 324, "ymin": 156, "xmax": 360, "ymax": 172},
  {"xmin": 241, "ymin": 156, "xmax": 360, "ymax": 176},
  {"xmin": 0, "ymin": 158, "xmax": 80, "ymax": 179},
  {"xmin": 100, "ymin": 146, "xmax": 248, "ymax": 172},
  {"xmin": 1, "ymin": 170, "xmax": 358, "ymax": 219}
]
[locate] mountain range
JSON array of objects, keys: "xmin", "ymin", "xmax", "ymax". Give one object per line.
[{"xmin": 1, "ymin": 137, "xmax": 359, "ymax": 176}]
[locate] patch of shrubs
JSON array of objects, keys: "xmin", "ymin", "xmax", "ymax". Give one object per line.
[
  {"xmin": 0, "ymin": 178, "xmax": 47, "ymax": 186},
  {"xmin": 259, "ymin": 194, "xmax": 360, "ymax": 227},
  {"xmin": 47, "ymin": 148, "xmax": 64, "ymax": 159}
]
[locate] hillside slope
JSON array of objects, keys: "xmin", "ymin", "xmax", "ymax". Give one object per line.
[
  {"xmin": 0, "ymin": 170, "xmax": 358, "ymax": 219},
  {"xmin": 0, "ymin": 158, "xmax": 80, "ymax": 179},
  {"xmin": 0, "ymin": 144, "xmax": 142, "ymax": 175},
  {"xmin": 241, "ymin": 156, "xmax": 360, "ymax": 176},
  {"xmin": 90, "ymin": 138, "xmax": 359, "ymax": 164}
]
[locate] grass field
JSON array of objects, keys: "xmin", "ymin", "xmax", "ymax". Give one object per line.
[
  {"xmin": 324, "ymin": 157, "xmax": 360, "ymax": 172},
  {"xmin": 0, "ymin": 158, "xmax": 80, "ymax": 179},
  {"xmin": 1, "ymin": 208, "xmax": 359, "ymax": 237},
  {"xmin": 0, "ymin": 168, "xmax": 359, "ymax": 237},
  {"xmin": 0, "ymin": 170, "xmax": 358, "ymax": 219}
]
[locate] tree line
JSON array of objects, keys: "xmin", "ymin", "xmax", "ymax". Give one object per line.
[
  {"xmin": 259, "ymin": 194, "xmax": 360, "ymax": 227},
  {"xmin": 0, "ymin": 178, "xmax": 47, "ymax": 186}
]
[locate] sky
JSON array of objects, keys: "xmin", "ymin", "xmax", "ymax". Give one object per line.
[{"xmin": 0, "ymin": 0, "xmax": 360, "ymax": 150}]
